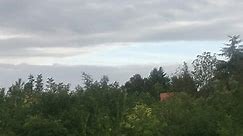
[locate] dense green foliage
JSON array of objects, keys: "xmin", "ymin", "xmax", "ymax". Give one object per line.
[{"xmin": 0, "ymin": 36, "xmax": 243, "ymax": 135}]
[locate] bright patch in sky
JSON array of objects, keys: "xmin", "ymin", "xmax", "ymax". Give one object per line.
[
  {"xmin": 0, "ymin": 33, "xmax": 31, "ymax": 40},
  {"xmin": 60, "ymin": 41, "xmax": 222, "ymax": 66},
  {"xmin": 0, "ymin": 41, "xmax": 223, "ymax": 66}
]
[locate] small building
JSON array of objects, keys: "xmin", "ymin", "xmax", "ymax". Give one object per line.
[{"xmin": 160, "ymin": 92, "xmax": 174, "ymax": 101}]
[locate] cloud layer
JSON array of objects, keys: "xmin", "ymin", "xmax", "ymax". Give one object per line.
[{"xmin": 0, "ymin": 0, "xmax": 243, "ymax": 59}]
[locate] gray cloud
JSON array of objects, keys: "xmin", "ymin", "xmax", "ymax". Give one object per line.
[{"xmin": 0, "ymin": 0, "xmax": 243, "ymax": 57}]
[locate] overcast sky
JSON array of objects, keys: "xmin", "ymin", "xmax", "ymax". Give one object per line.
[{"xmin": 0, "ymin": 0, "xmax": 242, "ymax": 88}]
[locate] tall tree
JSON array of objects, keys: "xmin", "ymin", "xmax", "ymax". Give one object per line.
[
  {"xmin": 100, "ymin": 75, "xmax": 109, "ymax": 88},
  {"xmin": 171, "ymin": 62, "xmax": 197, "ymax": 94},
  {"xmin": 192, "ymin": 52, "xmax": 218, "ymax": 89},
  {"xmin": 220, "ymin": 35, "xmax": 243, "ymax": 59},
  {"xmin": 217, "ymin": 35, "xmax": 243, "ymax": 87},
  {"xmin": 35, "ymin": 74, "xmax": 43, "ymax": 92},
  {"xmin": 145, "ymin": 67, "xmax": 170, "ymax": 99},
  {"xmin": 82, "ymin": 72, "xmax": 93, "ymax": 90},
  {"xmin": 46, "ymin": 77, "xmax": 56, "ymax": 92},
  {"xmin": 24, "ymin": 74, "xmax": 35, "ymax": 91},
  {"xmin": 148, "ymin": 67, "xmax": 169, "ymax": 86},
  {"xmin": 124, "ymin": 74, "xmax": 145, "ymax": 94}
]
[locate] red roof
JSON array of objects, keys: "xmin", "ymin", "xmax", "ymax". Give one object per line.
[{"xmin": 160, "ymin": 92, "xmax": 174, "ymax": 101}]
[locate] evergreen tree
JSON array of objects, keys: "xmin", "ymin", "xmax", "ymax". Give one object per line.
[
  {"xmin": 220, "ymin": 35, "xmax": 243, "ymax": 59},
  {"xmin": 35, "ymin": 74, "xmax": 43, "ymax": 92},
  {"xmin": 24, "ymin": 74, "xmax": 35, "ymax": 91},
  {"xmin": 171, "ymin": 62, "xmax": 197, "ymax": 94}
]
